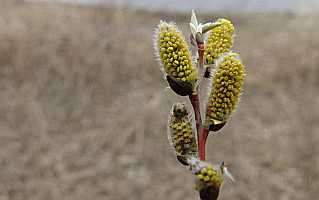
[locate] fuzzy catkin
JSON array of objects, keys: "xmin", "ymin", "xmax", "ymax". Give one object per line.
[
  {"xmin": 195, "ymin": 164, "xmax": 223, "ymax": 190},
  {"xmin": 205, "ymin": 19, "xmax": 234, "ymax": 65},
  {"xmin": 205, "ymin": 53, "xmax": 245, "ymax": 125},
  {"xmin": 168, "ymin": 103, "xmax": 197, "ymax": 158},
  {"xmin": 155, "ymin": 21, "xmax": 198, "ymax": 86}
]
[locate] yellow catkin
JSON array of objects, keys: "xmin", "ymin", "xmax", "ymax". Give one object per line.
[
  {"xmin": 169, "ymin": 103, "xmax": 197, "ymax": 157},
  {"xmin": 204, "ymin": 19, "xmax": 234, "ymax": 65},
  {"xmin": 206, "ymin": 53, "xmax": 245, "ymax": 125},
  {"xmin": 156, "ymin": 21, "xmax": 198, "ymax": 86},
  {"xmin": 195, "ymin": 164, "xmax": 223, "ymax": 190}
]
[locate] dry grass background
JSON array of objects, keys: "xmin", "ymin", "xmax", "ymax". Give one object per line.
[{"xmin": 0, "ymin": 1, "xmax": 319, "ymax": 200}]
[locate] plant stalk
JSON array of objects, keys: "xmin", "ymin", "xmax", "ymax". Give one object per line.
[
  {"xmin": 189, "ymin": 39, "xmax": 208, "ymax": 161},
  {"xmin": 189, "ymin": 93, "xmax": 201, "ymax": 139},
  {"xmin": 198, "ymin": 127, "xmax": 209, "ymax": 160},
  {"xmin": 196, "ymin": 40, "xmax": 207, "ymax": 161}
]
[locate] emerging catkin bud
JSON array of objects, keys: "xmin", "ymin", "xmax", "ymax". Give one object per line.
[
  {"xmin": 195, "ymin": 164, "xmax": 223, "ymax": 196},
  {"xmin": 205, "ymin": 53, "xmax": 245, "ymax": 126},
  {"xmin": 188, "ymin": 158, "xmax": 223, "ymax": 200},
  {"xmin": 154, "ymin": 21, "xmax": 198, "ymax": 95},
  {"xmin": 195, "ymin": 164, "xmax": 223, "ymax": 191},
  {"xmin": 168, "ymin": 103, "xmax": 197, "ymax": 165},
  {"xmin": 204, "ymin": 19, "xmax": 234, "ymax": 65}
]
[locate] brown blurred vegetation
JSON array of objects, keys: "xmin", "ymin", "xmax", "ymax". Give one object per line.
[{"xmin": 0, "ymin": 1, "xmax": 319, "ymax": 200}]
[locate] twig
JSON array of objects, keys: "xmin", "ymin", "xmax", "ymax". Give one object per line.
[
  {"xmin": 198, "ymin": 127, "xmax": 209, "ymax": 160},
  {"xmin": 189, "ymin": 38, "xmax": 208, "ymax": 161},
  {"xmin": 196, "ymin": 39, "xmax": 207, "ymax": 161},
  {"xmin": 189, "ymin": 93, "xmax": 201, "ymax": 140}
]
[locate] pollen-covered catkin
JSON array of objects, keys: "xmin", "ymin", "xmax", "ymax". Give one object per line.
[
  {"xmin": 169, "ymin": 103, "xmax": 197, "ymax": 158},
  {"xmin": 195, "ymin": 164, "xmax": 223, "ymax": 190},
  {"xmin": 205, "ymin": 53, "xmax": 245, "ymax": 125},
  {"xmin": 205, "ymin": 19, "xmax": 234, "ymax": 65},
  {"xmin": 155, "ymin": 21, "xmax": 198, "ymax": 86}
]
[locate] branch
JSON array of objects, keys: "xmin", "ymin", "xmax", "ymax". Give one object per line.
[
  {"xmin": 196, "ymin": 38, "xmax": 208, "ymax": 161},
  {"xmin": 198, "ymin": 127, "xmax": 209, "ymax": 160},
  {"xmin": 189, "ymin": 93, "xmax": 201, "ymax": 139},
  {"xmin": 189, "ymin": 36, "xmax": 208, "ymax": 161}
]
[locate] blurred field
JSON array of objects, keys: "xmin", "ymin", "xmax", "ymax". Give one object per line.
[{"xmin": 0, "ymin": 1, "xmax": 319, "ymax": 200}]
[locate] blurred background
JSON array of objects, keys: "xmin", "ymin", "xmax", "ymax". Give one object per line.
[{"xmin": 0, "ymin": 0, "xmax": 319, "ymax": 199}]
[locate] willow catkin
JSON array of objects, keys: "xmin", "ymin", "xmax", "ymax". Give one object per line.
[
  {"xmin": 154, "ymin": 21, "xmax": 198, "ymax": 93},
  {"xmin": 168, "ymin": 103, "xmax": 197, "ymax": 164},
  {"xmin": 205, "ymin": 53, "xmax": 245, "ymax": 125},
  {"xmin": 205, "ymin": 19, "xmax": 234, "ymax": 65},
  {"xmin": 188, "ymin": 157, "xmax": 223, "ymax": 200}
]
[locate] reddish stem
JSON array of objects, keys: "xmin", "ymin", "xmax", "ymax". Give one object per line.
[
  {"xmin": 196, "ymin": 40, "xmax": 208, "ymax": 161},
  {"xmin": 197, "ymin": 42, "xmax": 205, "ymax": 70},
  {"xmin": 199, "ymin": 127, "xmax": 209, "ymax": 160},
  {"xmin": 188, "ymin": 39, "xmax": 208, "ymax": 161},
  {"xmin": 189, "ymin": 93, "xmax": 207, "ymax": 160},
  {"xmin": 189, "ymin": 93, "xmax": 201, "ymax": 139}
]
